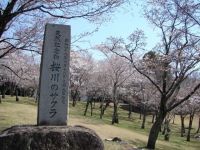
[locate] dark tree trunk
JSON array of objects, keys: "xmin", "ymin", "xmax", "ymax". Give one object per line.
[
  {"xmin": 72, "ymin": 93, "xmax": 77, "ymax": 107},
  {"xmin": 147, "ymin": 109, "xmax": 166, "ymax": 149},
  {"xmin": 141, "ymin": 107, "xmax": 146, "ymax": 129},
  {"xmin": 163, "ymin": 118, "xmax": 170, "ymax": 141},
  {"xmin": 71, "ymin": 89, "xmax": 79, "ymax": 107},
  {"xmin": 0, "ymin": 95, "xmax": 1, "ymax": 103},
  {"xmin": 84, "ymin": 100, "xmax": 90, "ymax": 116},
  {"xmin": 152, "ymin": 114, "xmax": 155, "ymax": 123},
  {"xmin": 100, "ymin": 98, "xmax": 105, "ymax": 119},
  {"xmin": 187, "ymin": 113, "xmax": 194, "ymax": 141},
  {"xmin": 100, "ymin": 105, "xmax": 103, "ymax": 119},
  {"xmin": 164, "ymin": 126, "xmax": 171, "ymax": 141},
  {"xmin": 180, "ymin": 115, "xmax": 185, "ymax": 137},
  {"xmin": 10, "ymin": 87, "xmax": 14, "ymax": 97},
  {"xmin": 23, "ymin": 88, "xmax": 26, "ymax": 97},
  {"xmin": 16, "ymin": 88, "xmax": 19, "ymax": 102},
  {"xmin": 100, "ymin": 101, "xmax": 110, "ymax": 118},
  {"xmin": 139, "ymin": 109, "xmax": 142, "ymax": 120},
  {"xmin": 11, "ymin": 82, "xmax": 16, "ymax": 97},
  {"xmin": 112, "ymin": 85, "xmax": 118, "ymax": 124},
  {"xmin": 104, "ymin": 101, "xmax": 110, "ymax": 114},
  {"xmin": 112, "ymin": 102, "xmax": 118, "ymax": 124},
  {"xmin": 2, "ymin": 84, "xmax": 6, "ymax": 99},
  {"xmin": 196, "ymin": 117, "xmax": 200, "ymax": 133},
  {"xmin": 162, "ymin": 119, "xmax": 167, "ymax": 135},
  {"xmin": 2, "ymin": 90, "xmax": 5, "ymax": 99},
  {"xmin": 72, "ymin": 98, "xmax": 76, "ymax": 107},
  {"xmin": 128, "ymin": 102, "xmax": 132, "ymax": 119},
  {"xmin": 90, "ymin": 101, "xmax": 93, "ymax": 116}
]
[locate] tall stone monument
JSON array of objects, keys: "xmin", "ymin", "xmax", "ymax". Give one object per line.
[
  {"xmin": 0, "ymin": 23, "xmax": 104, "ymax": 150},
  {"xmin": 37, "ymin": 24, "xmax": 70, "ymax": 125}
]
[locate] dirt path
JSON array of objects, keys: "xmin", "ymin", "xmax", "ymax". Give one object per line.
[{"xmin": 69, "ymin": 118, "xmax": 171, "ymax": 148}]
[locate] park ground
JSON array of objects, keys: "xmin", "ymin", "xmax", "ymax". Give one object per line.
[{"xmin": 0, "ymin": 96, "xmax": 200, "ymax": 150}]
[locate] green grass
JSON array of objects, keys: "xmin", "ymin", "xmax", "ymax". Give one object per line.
[
  {"xmin": 0, "ymin": 96, "xmax": 37, "ymax": 131},
  {"xmin": 69, "ymin": 101, "xmax": 200, "ymax": 150},
  {"xmin": 0, "ymin": 96, "xmax": 200, "ymax": 150}
]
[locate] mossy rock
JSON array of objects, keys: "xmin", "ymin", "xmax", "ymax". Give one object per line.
[{"xmin": 0, "ymin": 125, "xmax": 104, "ymax": 150}]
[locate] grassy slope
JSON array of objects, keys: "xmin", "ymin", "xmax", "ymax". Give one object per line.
[{"xmin": 0, "ymin": 96, "xmax": 199, "ymax": 150}]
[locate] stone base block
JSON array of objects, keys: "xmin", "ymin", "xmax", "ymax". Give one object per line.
[{"xmin": 0, "ymin": 125, "xmax": 104, "ymax": 150}]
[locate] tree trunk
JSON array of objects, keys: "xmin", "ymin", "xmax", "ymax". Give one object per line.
[
  {"xmin": 84, "ymin": 100, "xmax": 90, "ymax": 116},
  {"xmin": 196, "ymin": 117, "xmax": 200, "ymax": 133},
  {"xmin": 164, "ymin": 125, "xmax": 171, "ymax": 141},
  {"xmin": 147, "ymin": 110, "xmax": 166, "ymax": 149},
  {"xmin": 180, "ymin": 115, "xmax": 185, "ymax": 137},
  {"xmin": 72, "ymin": 98, "xmax": 76, "ymax": 107},
  {"xmin": 72, "ymin": 89, "xmax": 79, "ymax": 107},
  {"xmin": 100, "ymin": 97, "xmax": 105, "ymax": 119},
  {"xmin": 2, "ymin": 84, "xmax": 6, "ymax": 99},
  {"xmin": 100, "ymin": 105, "xmax": 103, "ymax": 119},
  {"xmin": 72, "ymin": 91, "xmax": 77, "ymax": 107},
  {"xmin": 141, "ymin": 110, "xmax": 146, "ymax": 129},
  {"xmin": 23, "ymin": 88, "xmax": 26, "ymax": 97},
  {"xmin": 90, "ymin": 101, "xmax": 93, "ymax": 116},
  {"xmin": 112, "ymin": 85, "xmax": 118, "ymax": 124},
  {"xmin": 139, "ymin": 109, "xmax": 142, "ymax": 120},
  {"xmin": 163, "ymin": 118, "xmax": 170, "ymax": 141},
  {"xmin": 10, "ymin": 87, "xmax": 14, "ymax": 97},
  {"xmin": 152, "ymin": 114, "xmax": 155, "ymax": 123},
  {"xmin": 112, "ymin": 102, "xmax": 118, "ymax": 124},
  {"xmin": 101, "ymin": 101, "xmax": 110, "ymax": 117},
  {"xmin": 187, "ymin": 113, "xmax": 194, "ymax": 142},
  {"xmin": 0, "ymin": 95, "xmax": 1, "ymax": 103},
  {"xmin": 128, "ymin": 102, "xmax": 132, "ymax": 119},
  {"xmin": 162, "ymin": 119, "xmax": 167, "ymax": 135},
  {"xmin": 16, "ymin": 88, "xmax": 19, "ymax": 102}
]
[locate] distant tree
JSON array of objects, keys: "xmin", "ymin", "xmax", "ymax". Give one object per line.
[
  {"xmin": 91, "ymin": 63, "xmax": 111, "ymax": 119},
  {"xmin": 0, "ymin": 52, "xmax": 39, "ymax": 101},
  {"xmin": 182, "ymin": 96, "xmax": 200, "ymax": 141},
  {"xmin": 83, "ymin": 70, "xmax": 105, "ymax": 117},
  {"xmin": 70, "ymin": 51, "xmax": 94, "ymax": 106},
  {"xmin": 175, "ymin": 103, "xmax": 188, "ymax": 137},
  {"xmin": 176, "ymin": 95, "xmax": 200, "ymax": 141},
  {"xmin": 196, "ymin": 114, "xmax": 200, "ymax": 134},
  {"xmin": 124, "ymin": 80, "xmax": 141, "ymax": 119},
  {"xmin": 93, "ymin": 47, "xmax": 134, "ymax": 124},
  {"xmin": 102, "ymin": 55, "xmax": 132, "ymax": 124}
]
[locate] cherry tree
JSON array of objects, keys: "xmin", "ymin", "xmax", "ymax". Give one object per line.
[
  {"xmin": 95, "ymin": 45, "xmax": 134, "ymax": 124},
  {"xmin": 196, "ymin": 113, "xmax": 200, "ymax": 134},
  {"xmin": 70, "ymin": 51, "xmax": 94, "ymax": 106},
  {"xmin": 83, "ymin": 66, "xmax": 104, "ymax": 116},
  {"xmin": 177, "ymin": 96, "xmax": 200, "ymax": 141},
  {"xmin": 89, "ymin": 61, "xmax": 111, "ymax": 119},
  {"xmin": 0, "ymin": 51, "xmax": 39, "ymax": 100},
  {"xmin": 0, "ymin": 0, "xmax": 127, "ymax": 59},
  {"xmin": 103, "ymin": 0, "xmax": 200, "ymax": 146}
]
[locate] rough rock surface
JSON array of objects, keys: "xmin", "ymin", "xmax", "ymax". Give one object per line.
[{"xmin": 0, "ymin": 125, "xmax": 104, "ymax": 150}]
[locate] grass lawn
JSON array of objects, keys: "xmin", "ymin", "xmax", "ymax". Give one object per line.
[{"xmin": 0, "ymin": 96, "xmax": 200, "ymax": 150}]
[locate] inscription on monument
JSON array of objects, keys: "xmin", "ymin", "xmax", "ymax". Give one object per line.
[{"xmin": 38, "ymin": 24, "xmax": 70, "ymax": 125}]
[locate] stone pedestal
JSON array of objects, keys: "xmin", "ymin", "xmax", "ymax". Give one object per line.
[{"xmin": 0, "ymin": 125, "xmax": 104, "ymax": 150}]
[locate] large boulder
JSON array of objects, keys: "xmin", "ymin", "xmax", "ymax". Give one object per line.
[{"xmin": 0, "ymin": 125, "xmax": 104, "ymax": 150}]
